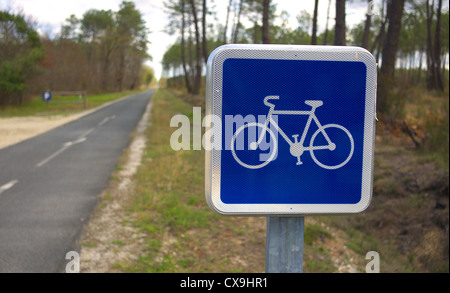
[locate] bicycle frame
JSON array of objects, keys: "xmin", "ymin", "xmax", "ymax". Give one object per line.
[{"xmin": 256, "ymin": 103, "xmax": 334, "ymax": 152}]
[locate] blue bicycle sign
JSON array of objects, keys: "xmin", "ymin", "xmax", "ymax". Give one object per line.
[{"xmin": 205, "ymin": 44, "xmax": 377, "ymax": 215}]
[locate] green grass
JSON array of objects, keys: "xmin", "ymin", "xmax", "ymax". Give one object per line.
[
  {"xmin": 0, "ymin": 89, "xmax": 145, "ymax": 117},
  {"xmin": 106, "ymin": 87, "xmax": 448, "ymax": 273},
  {"xmin": 304, "ymin": 223, "xmax": 332, "ymax": 245},
  {"xmin": 118, "ymin": 88, "xmax": 225, "ymax": 272},
  {"xmin": 403, "ymin": 85, "xmax": 449, "ymax": 170}
]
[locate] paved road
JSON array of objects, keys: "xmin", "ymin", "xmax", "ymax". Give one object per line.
[{"xmin": 0, "ymin": 89, "xmax": 154, "ymax": 272}]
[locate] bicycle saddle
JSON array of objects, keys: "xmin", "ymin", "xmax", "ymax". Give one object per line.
[
  {"xmin": 304, "ymin": 100, "xmax": 323, "ymax": 108},
  {"xmin": 263, "ymin": 96, "xmax": 280, "ymax": 107}
]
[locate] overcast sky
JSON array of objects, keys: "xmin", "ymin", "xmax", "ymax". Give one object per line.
[{"xmin": 1, "ymin": 0, "xmax": 447, "ymax": 79}]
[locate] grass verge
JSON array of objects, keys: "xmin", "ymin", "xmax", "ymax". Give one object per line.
[
  {"xmin": 108, "ymin": 87, "xmax": 447, "ymax": 273},
  {"xmin": 0, "ymin": 89, "xmax": 145, "ymax": 117},
  {"xmin": 116, "ymin": 88, "xmax": 355, "ymax": 273},
  {"xmin": 116, "ymin": 88, "xmax": 267, "ymax": 273}
]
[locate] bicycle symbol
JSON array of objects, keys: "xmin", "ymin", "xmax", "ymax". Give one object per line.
[{"xmin": 231, "ymin": 96, "xmax": 354, "ymax": 170}]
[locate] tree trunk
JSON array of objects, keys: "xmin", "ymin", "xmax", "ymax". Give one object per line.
[
  {"xmin": 102, "ymin": 53, "xmax": 110, "ymax": 92},
  {"xmin": 223, "ymin": 0, "xmax": 232, "ymax": 44},
  {"xmin": 426, "ymin": 0, "xmax": 437, "ymax": 90},
  {"xmin": 433, "ymin": 0, "xmax": 444, "ymax": 91},
  {"xmin": 188, "ymin": 13, "xmax": 194, "ymax": 80},
  {"xmin": 202, "ymin": 0, "xmax": 208, "ymax": 64},
  {"xmin": 381, "ymin": 0, "xmax": 405, "ymax": 79},
  {"xmin": 361, "ymin": 0, "xmax": 372, "ymax": 49},
  {"xmin": 189, "ymin": 0, "xmax": 202, "ymax": 95},
  {"xmin": 181, "ymin": 0, "xmax": 192, "ymax": 94},
  {"xmin": 233, "ymin": 0, "xmax": 243, "ymax": 43},
  {"xmin": 116, "ymin": 48, "xmax": 125, "ymax": 92},
  {"xmin": 371, "ymin": 0, "xmax": 388, "ymax": 62},
  {"xmin": 262, "ymin": 0, "xmax": 270, "ymax": 44},
  {"xmin": 378, "ymin": 0, "xmax": 406, "ymax": 114},
  {"xmin": 417, "ymin": 50, "xmax": 423, "ymax": 83},
  {"xmin": 311, "ymin": 0, "xmax": 319, "ymax": 45},
  {"xmin": 334, "ymin": 0, "xmax": 346, "ymax": 46},
  {"xmin": 323, "ymin": 0, "xmax": 332, "ymax": 45}
]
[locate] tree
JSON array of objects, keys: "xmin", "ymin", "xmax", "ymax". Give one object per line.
[
  {"xmin": 426, "ymin": 0, "xmax": 444, "ymax": 91},
  {"xmin": 180, "ymin": 0, "xmax": 193, "ymax": 93},
  {"xmin": 370, "ymin": 0, "xmax": 389, "ymax": 63},
  {"xmin": 232, "ymin": 0, "xmax": 244, "ymax": 42},
  {"xmin": 296, "ymin": 10, "xmax": 312, "ymax": 44},
  {"xmin": 223, "ymin": 0, "xmax": 233, "ymax": 43},
  {"xmin": 189, "ymin": 0, "xmax": 202, "ymax": 94},
  {"xmin": 381, "ymin": 0, "xmax": 406, "ymax": 79},
  {"xmin": 0, "ymin": 11, "xmax": 45, "ymax": 105},
  {"xmin": 60, "ymin": 14, "xmax": 79, "ymax": 41},
  {"xmin": 202, "ymin": 0, "xmax": 208, "ymax": 64},
  {"xmin": 334, "ymin": 0, "xmax": 346, "ymax": 45},
  {"xmin": 378, "ymin": 0, "xmax": 406, "ymax": 114},
  {"xmin": 40, "ymin": 1, "xmax": 149, "ymax": 94},
  {"xmin": 114, "ymin": 1, "xmax": 149, "ymax": 91},
  {"xmin": 80, "ymin": 9, "xmax": 115, "ymax": 90},
  {"xmin": 361, "ymin": 0, "xmax": 372, "ymax": 49},
  {"xmin": 323, "ymin": 0, "xmax": 332, "ymax": 44},
  {"xmin": 262, "ymin": 0, "xmax": 270, "ymax": 44},
  {"xmin": 311, "ymin": 0, "xmax": 319, "ymax": 45}
]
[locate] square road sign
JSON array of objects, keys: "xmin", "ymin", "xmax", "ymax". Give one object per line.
[
  {"xmin": 43, "ymin": 91, "xmax": 51, "ymax": 101},
  {"xmin": 205, "ymin": 44, "xmax": 377, "ymax": 215}
]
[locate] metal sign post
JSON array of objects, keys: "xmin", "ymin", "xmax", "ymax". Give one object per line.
[
  {"xmin": 266, "ymin": 217, "xmax": 304, "ymax": 273},
  {"xmin": 42, "ymin": 91, "xmax": 51, "ymax": 110}
]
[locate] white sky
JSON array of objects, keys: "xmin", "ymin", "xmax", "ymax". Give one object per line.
[{"xmin": 3, "ymin": 0, "xmax": 446, "ymax": 79}]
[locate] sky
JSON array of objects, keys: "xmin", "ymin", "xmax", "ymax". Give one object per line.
[{"xmin": 2, "ymin": 0, "xmax": 446, "ymax": 79}]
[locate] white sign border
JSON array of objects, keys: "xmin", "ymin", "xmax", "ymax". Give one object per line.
[{"xmin": 205, "ymin": 44, "xmax": 377, "ymax": 216}]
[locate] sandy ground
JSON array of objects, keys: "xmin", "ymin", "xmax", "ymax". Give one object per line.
[
  {"xmin": 0, "ymin": 94, "xmax": 135, "ymax": 150},
  {"xmin": 0, "ymin": 113, "xmax": 90, "ymax": 150}
]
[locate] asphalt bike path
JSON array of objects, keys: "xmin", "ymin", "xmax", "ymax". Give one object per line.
[{"xmin": 0, "ymin": 89, "xmax": 155, "ymax": 272}]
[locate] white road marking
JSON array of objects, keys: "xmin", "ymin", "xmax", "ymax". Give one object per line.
[
  {"xmin": 36, "ymin": 137, "xmax": 87, "ymax": 168},
  {"xmin": 35, "ymin": 114, "xmax": 116, "ymax": 168},
  {"xmin": 78, "ymin": 128, "xmax": 95, "ymax": 139},
  {"xmin": 98, "ymin": 115, "xmax": 116, "ymax": 126},
  {"xmin": 98, "ymin": 117, "xmax": 109, "ymax": 126},
  {"xmin": 0, "ymin": 179, "xmax": 18, "ymax": 195},
  {"xmin": 36, "ymin": 144, "xmax": 71, "ymax": 168}
]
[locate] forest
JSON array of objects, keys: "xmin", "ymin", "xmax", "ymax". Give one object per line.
[
  {"xmin": 1, "ymin": 0, "xmax": 448, "ymax": 154},
  {"xmin": 0, "ymin": 1, "xmax": 151, "ymax": 106},
  {"xmin": 161, "ymin": 0, "xmax": 448, "ymax": 115}
]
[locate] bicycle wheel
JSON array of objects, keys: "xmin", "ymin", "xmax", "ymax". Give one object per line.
[
  {"xmin": 309, "ymin": 124, "xmax": 354, "ymax": 170},
  {"xmin": 231, "ymin": 122, "xmax": 278, "ymax": 169}
]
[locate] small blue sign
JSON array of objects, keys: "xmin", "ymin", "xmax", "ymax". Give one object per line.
[
  {"xmin": 205, "ymin": 45, "xmax": 377, "ymax": 215},
  {"xmin": 43, "ymin": 91, "xmax": 51, "ymax": 101}
]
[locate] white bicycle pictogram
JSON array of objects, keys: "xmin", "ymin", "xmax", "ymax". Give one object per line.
[{"xmin": 231, "ymin": 96, "xmax": 354, "ymax": 170}]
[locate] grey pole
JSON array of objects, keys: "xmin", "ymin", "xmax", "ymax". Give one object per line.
[{"xmin": 265, "ymin": 216, "xmax": 304, "ymax": 273}]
